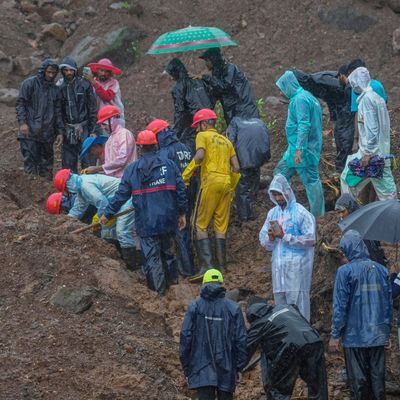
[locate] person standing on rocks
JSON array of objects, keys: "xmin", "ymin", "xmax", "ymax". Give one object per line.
[
  {"xmin": 259, "ymin": 174, "xmax": 316, "ymax": 321},
  {"xmin": 84, "ymin": 58, "xmax": 125, "ymax": 126},
  {"xmin": 197, "ymin": 48, "xmax": 259, "ymax": 126},
  {"xmin": 182, "ymin": 109, "xmax": 240, "ymax": 275},
  {"xmin": 179, "ymin": 269, "xmax": 248, "ymax": 400},
  {"xmin": 340, "ymin": 66, "xmax": 397, "ymax": 201},
  {"xmin": 330, "ymin": 229, "xmax": 391, "ymax": 400},
  {"xmin": 164, "ymin": 58, "xmax": 215, "ymax": 151},
  {"xmin": 58, "ymin": 56, "xmax": 97, "ymax": 172},
  {"xmin": 81, "ymin": 105, "xmax": 137, "ymax": 178},
  {"xmin": 246, "ymin": 297, "xmax": 328, "ymax": 399},
  {"xmin": 274, "ymin": 70, "xmax": 325, "ymax": 217},
  {"xmin": 16, "ymin": 59, "xmax": 63, "ymax": 179},
  {"xmin": 100, "ymin": 130, "xmax": 188, "ymax": 296},
  {"xmin": 227, "ymin": 116, "xmax": 271, "ymax": 222},
  {"xmin": 146, "ymin": 119, "xmax": 194, "ymax": 277}
]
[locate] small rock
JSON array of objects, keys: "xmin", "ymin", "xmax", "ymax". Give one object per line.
[
  {"xmin": 393, "ymin": 27, "xmax": 400, "ymax": 54},
  {"xmin": 51, "ymin": 287, "xmax": 97, "ymax": 314},
  {"xmin": 20, "ymin": 0, "xmax": 38, "ymax": 14},
  {"xmin": 128, "ymin": 3, "xmax": 144, "ymax": 17},
  {"xmin": 123, "ymin": 343, "xmax": 134, "ymax": 353},
  {"xmin": 40, "ymin": 22, "xmax": 68, "ymax": 42},
  {"xmin": 387, "ymin": 0, "xmax": 400, "ymax": 13},
  {"xmin": 241, "ymin": 19, "xmax": 248, "ymax": 28},
  {"xmin": 38, "ymin": 0, "xmax": 54, "ymax": 7},
  {"xmin": 109, "ymin": 2, "xmax": 125, "ymax": 9},
  {"xmin": 85, "ymin": 6, "xmax": 96, "ymax": 16},
  {"xmin": 265, "ymin": 96, "xmax": 283, "ymax": 106},
  {"xmin": 26, "ymin": 12, "xmax": 42, "ymax": 23},
  {"xmin": 0, "ymin": 51, "xmax": 13, "ymax": 73},
  {"xmin": 52, "ymin": 9, "xmax": 71, "ymax": 23}
]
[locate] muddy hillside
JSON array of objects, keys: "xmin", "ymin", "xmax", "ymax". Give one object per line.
[{"xmin": 1, "ymin": 0, "xmax": 400, "ymax": 399}]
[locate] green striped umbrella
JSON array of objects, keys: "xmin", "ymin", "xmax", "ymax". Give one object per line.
[{"xmin": 147, "ymin": 26, "xmax": 238, "ymax": 55}]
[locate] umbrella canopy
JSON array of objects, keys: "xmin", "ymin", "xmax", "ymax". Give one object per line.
[
  {"xmin": 338, "ymin": 200, "xmax": 400, "ymax": 244},
  {"xmin": 147, "ymin": 26, "xmax": 238, "ymax": 55}
]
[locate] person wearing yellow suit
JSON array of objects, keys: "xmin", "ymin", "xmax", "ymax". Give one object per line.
[{"xmin": 183, "ymin": 109, "xmax": 240, "ymax": 274}]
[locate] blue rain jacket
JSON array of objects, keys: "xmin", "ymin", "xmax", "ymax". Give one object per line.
[
  {"xmin": 103, "ymin": 151, "xmax": 188, "ymax": 238},
  {"xmin": 157, "ymin": 127, "xmax": 192, "ymax": 173},
  {"xmin": 351, "ymin": 79, "xmax": 387, "ymax": 112},
  {"xmin": 276, "ymin": 71, "xmax": 323, "ymax": 167},
  {"xmin": 179, "ymin": 284, "xmax": 248, "ymax": 393},
  {"xmin": 331, "ymin": 230, "xmax": 391, "ymax": 347}
]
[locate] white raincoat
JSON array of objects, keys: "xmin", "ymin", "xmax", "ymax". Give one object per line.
[
  {"xmin": 341, "ymin": 67, "xmax": 397, "ymax": 200},
  {"xmin": 259, "ymin": 174, "xmax": 316, "ymax": 320}
]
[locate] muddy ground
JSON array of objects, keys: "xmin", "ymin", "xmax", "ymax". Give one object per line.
[{"xmin": 1, "ymin": 0, "xmax": 400, "ymax": 399}]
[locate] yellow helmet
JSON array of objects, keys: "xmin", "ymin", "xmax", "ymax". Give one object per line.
[{"xmin": 202, "ymin": 269, "xmax": 224, "ymax": 285}]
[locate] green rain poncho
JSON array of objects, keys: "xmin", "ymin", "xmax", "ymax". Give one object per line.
[{"xmin": 276, "ymin": 71, "xmax": 323, "ymax": 168}]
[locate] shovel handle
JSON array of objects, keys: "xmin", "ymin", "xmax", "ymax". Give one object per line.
[{"xmin": 71, "ymin": 208, "xmax": 134, "ymax": 234}]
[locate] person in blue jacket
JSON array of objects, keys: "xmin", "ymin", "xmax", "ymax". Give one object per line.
[
  {"xmin": 179, "ymin": 269, "xmax": 248, "ymax": 400},
  {"xmin": 100, "ymin": 130, "xmax": 188, "ymax": 296},
  {"xmin": 274, "ymin": 70, "xmax": 325, "ymax": 217},
  {"xmin": 146, "ymin": 119, "xmax": 195, "ymax": 277},
  {"xmin": 330, "ymin": 230, "xmax": 391, "ymax": 400}
]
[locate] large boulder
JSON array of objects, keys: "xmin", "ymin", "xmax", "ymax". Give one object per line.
[
  {"xmin": 61, "ymin": 26, "xmax": 145, "ymax": 67},
  {"xmin": 51, "ymin": 287, "xmax": 98, "ymax": 314}
]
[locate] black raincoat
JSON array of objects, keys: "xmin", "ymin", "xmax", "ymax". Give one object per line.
[
  {"xmin": 293, "ymin": 69, "xmax": 355, "ymax": 172},
  {"xmin": 16, "ymin": 59, "xmax": 62, "ymax": 143},
  {"xmin": 165, "ymin": 58, "xmax": 214, "ymax": 149},
  {"xmin": 246, "ymin": 302, "xmax": 328, "ymax": 399},
  {"xmin": 335, "ymin": 194, "xmax": 387, "ymax": 266},
  {"xmin": 180, "ymin": 284, "xmax": 248, "ymax": 393},
  {"xmin": 201, "ymin": 50, "xmax": 259, "ymax": 125}
]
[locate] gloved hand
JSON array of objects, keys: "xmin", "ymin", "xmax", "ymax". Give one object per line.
[{"xmin": 93, "ymin": 213, "xmax": 115, "ymax": 228}]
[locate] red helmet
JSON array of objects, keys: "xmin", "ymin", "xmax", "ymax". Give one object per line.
[
  {"xmin": 97, "ymin": 105, "xmax": 120, "ymax": 124},
  {"xmin": 53, "ymin": 169, "xmax": 71, "ymax": 193},
  {"xmin": 146, "ymin": 119, "xmax": 170, "ymax": 135},
  {"xmin": 136, "ymin": 130, "xmax": 158, "ymax": 145},
  {"xmin": 46, "ymin": 192, "xmax": 63, "ymax": 215},
  {"xmin": 191, "ymin": 108, "xmax": 217, "ymax": 128}
]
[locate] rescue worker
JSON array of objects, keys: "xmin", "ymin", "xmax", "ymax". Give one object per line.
[
  {"xmin": 84, "ymin": 58, "xmax": 125, "ymax": 126},
  {"xmin": 335, "ymin": 193, "xmax": 387, "ymax": 266},
  {"xmin": 330, "ymin": 230, "xmax": 391, "ymax": 400},
  {"xmin": 164, "ymin": 58, "xmax": 214, "ymax": 150},
  {"xmin": 79, "ymin": 135, "xmax": 108, "ymax": 166},
  {"xmin": 340, "ymin": 67, "xmax": 397, "ymax": 201},
  {"xmin": 198, "ymin": 48, "xmax": 259, "ymax": 125},
  {"xmin": 146, "ymin": 119, "xmax": 194, "ymax": 277},
  {"xmin": 16, "ymin": 59, "xmax": 62, "ymax": 179},
  {"xmin": 275, "ymin": 70, "xmax": 325, "ymax": 217},
  {"xmin": 58, "ymin": 56, "xmax": 97, "ymax": 172},
  {"xmin": 100, "ymin": 130, "xmax": 188, "ymax": 296},
  {"xmin": 81, "ymin": 106, "xmax": 136, "ymax": 178},
  {"xmin": 50, "ymin": 169, "xmax": 136, "ymax": 269},
  {"xmin": 246, "ymin": 297, "xmax": 328, "ymax": 400},
  {"xmin": 227, "ymin": 117, "xmax": 270, "ymax": 221},
  {"xmin": 179, "ymin": 269, "xmax": 248, "ymax": 400},
  {"xmin": 294, "ymin": 68, "xmax": 354, "ymax": 173},
  {"xmin": 182, "ymin": 109, "xmax": 240, "ymax": 274},
  {"xmin": 259, "ymin": 174, "xmax": 316, "ymax": 321}
]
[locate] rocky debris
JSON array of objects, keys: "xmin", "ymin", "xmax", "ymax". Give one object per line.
[
  {"xmin": 387, "ymin": 0, "xmax": 400, "ymax": 12},
  {"xmin": 51, "ymin": 287, "xmax": 98, "ymax": 314},
  {"xmin": 14, "ymin": 55, "xmax": 42, "ymax": 76},
  {"xmin": 265, "ymin": 96, "xmax": 284, "ymax": 107},
  {"xmin": 38, "ymin": 0, "xmax": 55, "ymax": 7},
  {"xmin": 109, "ymin": 2, "xmax": 126, "ymax": 9},
  {"xmin": 26, "ymin": 12, "xmax": 42, "ymax": 23},
  {"xmin": 20, "ymin": 0, "xmax": 38, "ymax": 14},
  {"xmin": 318, "ymin": 5, "xmax": 378, "ymax": 33},
  {"xmin": 0, "ymin": 51, "xmax": 13, "ymax": 73},
  {"xmin": 0, "ymin": 89, "xmax": 19, "ymax": 106},
  {"xmin": 393, "ymin": 27, "xmax": 400, "ymax": 54},
  {"xmin": 85, "ymin": 6, "xmax": 96, "ymax": 16},
  {"xmin": 51, "ymin": 9, "xmax": 72, "ymax": 23},
  {"xmin": 39, "ymin": 22, "xmax": 68, "ymax": 42}
]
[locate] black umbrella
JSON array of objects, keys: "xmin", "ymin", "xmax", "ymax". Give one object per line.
[{"xmin": 339, "ymin": 199, "xmax": 400, "ymax": 260}]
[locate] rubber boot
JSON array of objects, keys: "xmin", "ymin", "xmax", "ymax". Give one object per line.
[
  {"xmin": 120, "ymin": 247, "xmax": 137, "ymax": 271},
  {"xmin": 196, "ymin": 238, "xmax": 214, "ymax": 275},
  {"xmin": 135, "ymin": 249, "xmax": 144, "ymax": 269},
  {"xmin": 215, "ymin": 238, "xmax": 226, "ymax": 273}
]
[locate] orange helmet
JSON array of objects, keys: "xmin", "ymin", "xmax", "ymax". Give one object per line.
[
  {"xmin": 97, "ymin": 105, "xmax": 120, "ymax": 124},
  {"xmin": 146, "ymin": 119, "xmax": 170, "ymax": 135},
  {"xmin": 46, "ymin": 192, "xmax": 63, "ymax": 215},
  {"xmin": 136, "ymin": 130, "xmax": 158, "ymax": 145},
  {"xmin": 53, "ymin": 169, "xmax": 71, "ymax": 193},
  {"xmin": 191, "ymin": 108, "xmax": 217, "ymax": 128}
]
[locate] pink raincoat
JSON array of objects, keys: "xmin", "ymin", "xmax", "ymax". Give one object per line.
[{"xmin": 103, "ymin": 119, "xmax": 137, "ymax": 178}]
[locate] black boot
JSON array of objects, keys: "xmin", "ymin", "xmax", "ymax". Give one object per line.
[
  {"xmin": 215, "ymin": 238, "xmax": 226, "ymax": 273},
  {"xmin": 120, "ymin": 247, "xmax": 137, "ymax": 271},
  {"xmin": 196, "ymin": 238, "xmax": 214, "ymax": 275},
  {"xmin": 135, "ymin": 249, "xmax": 144, "ymax": 269}
]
